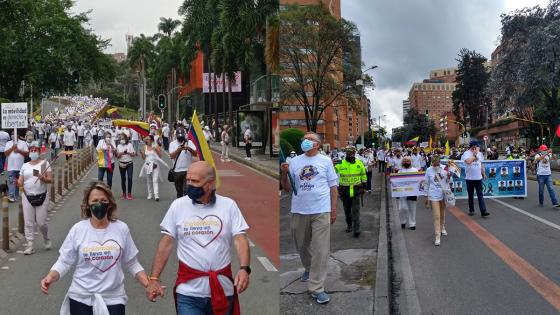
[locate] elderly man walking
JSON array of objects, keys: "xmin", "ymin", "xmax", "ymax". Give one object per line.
[
  {"xmin": 146, "ymin": 161, "xmax": 251, "ymax": 315},
  {"xmin": 281, "ymin": 132, "xmax": 338, "ymax": 304}
]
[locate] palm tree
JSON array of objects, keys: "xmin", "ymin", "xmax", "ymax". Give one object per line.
[
  {"xmin": 128, "ymin": 34, "xmax": 155, "ymax": 119},
  {"xmin": 158, "ymin": 18, "xmax": 181, "ymax": 38}
]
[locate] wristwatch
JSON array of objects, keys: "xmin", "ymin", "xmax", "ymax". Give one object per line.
[{"xmin": 240, "ymin": 266, "xmax": 251, "ymax": 275}]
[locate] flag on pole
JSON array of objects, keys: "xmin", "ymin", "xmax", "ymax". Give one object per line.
[
  {"xmin": 445, "ymin": 140, "xmax": 450, "ymax": 156},
  {"xmin": 429, "ymin": 136, "xmax": 433, "ymax": 151},
  {"xmin": 386, "ymin": 141, "xmax": 390, "ymax": 150},
  {"xmin": 187, "ymin": 110, "xmax": 220, "ymax": 188},
  {"xmin": 279, "ymin": 148, "xmax": 297, "ymax": 195}
]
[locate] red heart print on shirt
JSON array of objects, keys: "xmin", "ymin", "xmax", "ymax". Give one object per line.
[
  {"xmin": 186, "ymin": 215, "xmax": 223, "ymax": 248},
  {"xmin": 85, "ymin": 239, "xmax": 122, "ymax": 273}
]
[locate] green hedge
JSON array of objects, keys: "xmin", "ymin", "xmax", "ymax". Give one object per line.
[
  {"xmin": 280, "ymin": 128, "xmax": 305, "ymax": 154},
  {"xmin": 280, "ymin": 138, "xmax": 294, "ymax": 156}
]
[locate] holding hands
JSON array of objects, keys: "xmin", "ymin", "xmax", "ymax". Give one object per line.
[{"xmin": 145, "ymin": 279, "xmax": 165, "ymax": 302}]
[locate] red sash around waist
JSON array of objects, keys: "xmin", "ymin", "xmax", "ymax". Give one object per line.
[{"xmin": 174, "ymin": 261, "xmax": 240, "ymax": 315}]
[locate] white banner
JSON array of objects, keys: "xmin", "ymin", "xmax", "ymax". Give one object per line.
[
  {"xmin": 389, "ymin": 172, "xmax": 427, "ymax": 197},
  {"xmin": 203, "ymin": 72, "xmax": 242, "ymax": 93},
  {"xmin": 1, "ymin": 102, "xmax": 28, "ymax": 129}
]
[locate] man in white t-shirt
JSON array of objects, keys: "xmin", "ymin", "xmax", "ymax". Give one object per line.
[
  {"xmin": 0, "ymin": 129, "xmax": 11, "ymax": 175},
  {"xmin": 76, "ymin": 122, "xmax": 85, "ymax": 149},
  {"xmin": 5, "ymin": 133, "xmax": 29, "ymax": 202},
  {"xmin": 243, "ymin": 127, "xmax": 252, "ymax": 160},
  {"xmin": 461, "ymin": 140, "xmax": 489, "ymax": 217},
  {"xmin": 535, "ymin": 144, "xmax": 560, "ymax": 207},
  {"xmin": 377, "ymin": 148, "xmax": 386, "ymax": 173},
  {"xmin": 281, "ymin": 132, "xmax": 338, "ymax": 304},
  {"xmin": 146, "ymin": 161, "xmax": 250, "ymax": 314},
  {"xmin": 130, "ymin": 129, "xmax": 139, "ymax": 153},
  {"xmin": 169, "ymin": 127, "xmax": 198, "ymax": 198},
  {"xmin": 63, "ymin": 126, "xmax": 76, "ymax": 161},
  {"xmin": 162, "ymin": 123, "xmax": 170, "ymax": 151}
]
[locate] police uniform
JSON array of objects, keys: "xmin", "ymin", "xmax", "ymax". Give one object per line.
[{"xmin": 335, "ymin": 148, "xmax": 367, "ymax": 236}]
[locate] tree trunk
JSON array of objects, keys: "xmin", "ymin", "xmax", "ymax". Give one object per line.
[
  {"xmin": 228, "ymin": 80, "xmax": 233, "ymax": 146},
  {"xmin": 207, "ymin": 58, "xmax": 213, "ymax": 118},
  {"xmin": 222, "ymin": 72, "xmax": 226, "ymax": 124},
  {"xmin": 213, "ymin": 71, "xmax": 218, "ymax": 141}
]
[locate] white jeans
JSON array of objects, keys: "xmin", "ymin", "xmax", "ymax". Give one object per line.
[
  {"xmin": 146, "ymin": 166, "xmax": 159, "ymax": 198},
  {"xmin": 399, "ymin": 198, "xmax": 417, "ymax": 227},
  {"xmin": 22, "ymin": 193, "xmax": 49, "ymax": 242},
  {"xmin": 221, "ymin": 142, "xmax": 229, "ymax": 159}
]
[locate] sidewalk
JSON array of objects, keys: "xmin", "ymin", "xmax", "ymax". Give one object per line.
[
  {"xmin": 279, "ymin": 172, "xmax": 382, "ymax": 314},
  {"xmin": 209, "ymin": 142, "xmax": 279, "ymax": 179}
]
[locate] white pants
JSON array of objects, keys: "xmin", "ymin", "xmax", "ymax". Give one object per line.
[
  {"xmin": 146, "ymin": 166, "xmax": 159, "ymax": 198},
  {"xmin": 399, "ymin": 198, "xmax": 417, "ymax": 227},
  {"xmin": 22, "ymin": 193, "xmax": 49, "ymax": 242},
  {"xmin": 221, "ymin": 142, "xmax": 229, "ymax": 159}
]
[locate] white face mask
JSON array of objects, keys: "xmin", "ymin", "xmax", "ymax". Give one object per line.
[{"xmin": 29, "ymin": 152, "xmax": 39, "ymax": 161}]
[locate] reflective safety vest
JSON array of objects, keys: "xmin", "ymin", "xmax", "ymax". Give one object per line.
[{"xmin": 335, "ymin": 159, "xmax": 367, "ymax": 197}]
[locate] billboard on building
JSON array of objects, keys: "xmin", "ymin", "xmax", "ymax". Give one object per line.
[
  {"xmin": 237, "ymin": 110, "xmax": 264, "ymax": 147},
  {"xmin": 203, "ymin": 72, "xmax": 242, "ymax": 93}
]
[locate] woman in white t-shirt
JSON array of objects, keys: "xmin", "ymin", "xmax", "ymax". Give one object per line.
[
  {"xmin": 220, "ymin": 124, "xmax": 232, "ymax": 162},
  {"xmin": 116, "ymin": 133, "xmax": 136, "ymax": 200},
  {"xmin": 17, "ymin": 141, "xmax": 53, "ymax": 255},
  {"xmin": 424, "ymin": 155, "xmax": 451, "ymax": 246},
  {"xmin": 398, "ymin": 156, "xmax": 419, "ymax": 230},
  {"xmin": 139, "ymin": 135, "xmax": 165, "ymax": 202},
  {"xmin": 40, "ymin": 182, "xmax": 149, "ymax": 314}
]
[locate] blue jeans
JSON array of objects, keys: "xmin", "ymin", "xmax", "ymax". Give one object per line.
[
  {"xmin": 8, "ymin": 170, "xmax": 20, "ymax": 199},
  {"xmin": 119, "ymin": 163, "xmax": 133, "ymax": 195},
  {"xmin": 176, "ymin": 294, "xmax": 234, "ymax": 315},
  {"xmin": 466, "ymin": 179, "xmax": 487, "ymax": 214},
  {"xmin": 0, "ymin": 152, "xmax": 5, "ymax": 172},
  {"xmin": 98, "ymin": 164, "xmax": 114, "ymax": 188},
  {"xmin": 537, "ymin": 175, "xmax": 558, "ymax": 205}
]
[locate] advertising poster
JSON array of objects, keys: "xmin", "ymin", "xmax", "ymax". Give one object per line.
[
  {"xmin": 442, "ymin": 159, "xmax": 527, "ymax": 199},
  {"xmin": 389, "ymin": 172, "xmax": 427, "ymax": 198},
  {"xmin": 237, "ymin": 111, "xmax": 264, "ymax": 147}
]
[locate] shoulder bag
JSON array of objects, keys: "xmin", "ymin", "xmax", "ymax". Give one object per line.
[
  {"xmin": 168, "ymin": 149, "xmax": 181, "ymax": 182},
  {"xmin": 23, "ymin": 162, "xmax": 47, "ymax": 207}
]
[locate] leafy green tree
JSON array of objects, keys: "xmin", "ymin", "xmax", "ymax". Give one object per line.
[
  {"xmin": 452, "ymin": 48, "xmax": 491, "ymax": 128},
  {"xmin": 280, "ymin": 4, "xmax": 370, "ymax": 132},
  {"xmin": 393, "ymin": 108, "xmax": 436, "ymax": 143},
  {"xmin": 0, "ymin": 0, "xmax": 114, "ymax": 100}
]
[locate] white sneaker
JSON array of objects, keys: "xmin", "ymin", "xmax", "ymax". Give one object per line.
[
  {"xmin": 434, "ymin": 235, "xmax": 441, "ymax": 246},
  {"xmin": 44, "ymin": 239, "xmax": 52, "ymax": 250},
  {"xmin": 247, "ymin": 158, "xmax": 251, "ymax": 161},
  {"xmin": 441, "ymin": 227, "xmax": 448, "ymax": 236},
  {"xmin": 24, "ymin": 242, "xmax": 35, "ymax": 255},
  {"xmin": 147, "ymin": 195, "xmax": 153, "ymax": 200}
]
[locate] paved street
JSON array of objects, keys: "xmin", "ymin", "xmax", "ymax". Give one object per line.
[
  {"xmin": 0, "ymin": 152, "xmax": 279, "ymax": 315},
  {"xmin": 390, "ymin": 177, "xmax": 560, "ymax": 314},
  {"xmin": 280, "ymin": 171, "xmax": 381, "ymax": 314}
]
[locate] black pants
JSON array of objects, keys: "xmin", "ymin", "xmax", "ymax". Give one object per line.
[
  {"xmin": 245, "ymin": 143, "xmax": 252, "ymax": 158},
  {"xmin": 119, "ymin": 163, "xmax": 133, "ymax": 195},
  {"xmin": 366, "ymin": 171, "xmax": 372, "ymax": 191},
  {"xmin": 378, "ymin": 161, "xmax": 386, "ymax": 173},
  {"xmin": 341, "ymin": 194, "xmax": 361, "ymax": 232},
  {"xmin": 93, "ymin": 135, "xmax": 99, "ymax": 147},
  {"xmin": 163, "ymin": 136, "xmax": 169, "ymax": 151},
  {"xmin": 77, "ymin": 136, "xmax": 84, "ymax": 149},
  {"xmin": 69, "ymin": 298, "xmax": 125, "ymax": 315},
  {"xmin": 466, "ymin": 179, "xmax": 487, "ymax": 214},
  {"xmin": 174, "ymin": 171, "xmax": 187, "ymax": 198},
  {"xmin": 65, "ymin": 145, "xmax": 73, "ymax": 160}
]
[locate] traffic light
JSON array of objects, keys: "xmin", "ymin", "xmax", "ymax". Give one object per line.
[
  {"xmin": 425, "ymin": 110, "xmax": 429, "ymax": 119},
  {"xmin": 158, "ymin": 94, "xmax": 166, "ymax": 110},
  {"xmin": 71, "ymin": 71, "xmax": 80, "ymax": 84}
]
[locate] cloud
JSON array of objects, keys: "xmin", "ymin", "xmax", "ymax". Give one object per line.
[
  {"xmin": 71, "ymin": 0, "xmax": 182, "ymax": 53},
  {"xmin": 342, "ymin": 0, "xmax": 546, "ymax": 132}
]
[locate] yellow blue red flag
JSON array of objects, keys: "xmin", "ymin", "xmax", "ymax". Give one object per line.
[{"xmin": 188, "ymin": 110, "xmax": 220, "ymax": 188}]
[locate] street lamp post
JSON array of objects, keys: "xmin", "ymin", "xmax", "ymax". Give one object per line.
[{"xmin": 357, "ymin": 65, "xmax": 378, "ymax": 148}]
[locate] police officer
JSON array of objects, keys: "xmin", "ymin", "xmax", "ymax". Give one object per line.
[{"xmin": 335, "ymin": 146, "xmax": 367, "ymax": 237}]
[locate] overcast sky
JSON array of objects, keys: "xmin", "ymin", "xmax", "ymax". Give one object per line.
[
  {"xmin": 72, "ymin": 0, "xmax": 549, "ymax": 133},
  {"xmin": 342, "ymin": 0, "xmax": 549, "ymax": 133}
]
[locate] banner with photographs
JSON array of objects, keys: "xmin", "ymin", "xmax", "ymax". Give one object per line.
[
  {"xmin": 389, "ymin": 172, "xmax": 427, "ymax": 198},
  {"xmin": 442, "ymin": 159, "xmax": 527, "ymax": 199},
  {"xmin": 237, "ymin": 110, "xmax": 264, "ymax": 147}
]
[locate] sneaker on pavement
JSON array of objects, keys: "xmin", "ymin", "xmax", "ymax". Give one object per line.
[
  {"xmin": 481, "ymin": 212, "xmax": 490, "ymax": 218},
  {"xmin": 44, "ymin": 239, "xmax": 52, "ymax": 250},
  {"xmin": 434, "ymin": 235, "xmax": 441, "ymax": 246},
  {"xmin": 410, "ymin": 226, "xmax": 416, "ymax": 230},
  {"xmin": 401, "ymin": 223, "xmax": 406, "ymax": 229},
  {"xmin": 147, "ymin": 196, "xmax": 153, "ymax": 200},
  {"xmin": 345, "ymin": 226, "xmax": 352, "ymax": 233},
  {"xmin": 311, "ymin": 291, "xmax": 330, "ymax": 304},
  {"xmin": 24, "ymin": 242, "xmax": 35, "ymax": 255},
  {"xmin": 120, "ymin": 193, "xmax": 126, "ymax": 200},
  {"xmin": 127, "ymin": 194, "xmax": 133, "ymax": 200},
  {"xmin": 468, "ymin": 211, "xmax": 474, "ymax": 216},
  {"xmin": 301, "ymin": 271, "xmax": 310, "ymax": 282},
  {"xmin": 8, "ymin": 197, "xmax": 15, "ymax": 203},
  {"xmin": 441, "ymin": 227, "xmax": 447, "ymax": 236},
  {"xmin": 554, "ymin": 204, "xmax": 560, "ymax": 208},
  {"xmin": 155, "ymin": 197, "xmax": 160, "ymax": 202}
]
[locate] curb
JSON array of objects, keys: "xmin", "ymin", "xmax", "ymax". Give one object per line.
[
  {"xmin": 374, "ymin": 176, "xmax": 389, "ymax": 315},
  {"xmin": 210, "ymin": 148, "xmax": 279, "ymax": 180}
]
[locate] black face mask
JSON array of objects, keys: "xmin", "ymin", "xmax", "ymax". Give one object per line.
[
  {"xmin": 185, "ymin": 184, "xmax": 206, "ymax": 201},
  {"xmin": 402, "ymin": 163, "xmax": 411, "ymax": 168},
  {"xmin": 89, "ymin": 202, "xmax": 109, "ymax": 220},
  {"xmin": 346, "ymin": 156, "xmax": 355, "ymax": 163},
  {"xmin": 177, "ymin": 135, "xmax": 185, "ymax": 142}
]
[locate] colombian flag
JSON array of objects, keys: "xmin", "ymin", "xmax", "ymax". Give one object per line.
[
  {"xmin": 187, "ymin": 110, "xmax": 220, "ymax": 188},
  {"xmin": 112, "ymin": 119, "xmax": 150, "ymax": 138},
  {"xmin": 97, "ymin": 149, "xmax": 112, "ymax": 172}
]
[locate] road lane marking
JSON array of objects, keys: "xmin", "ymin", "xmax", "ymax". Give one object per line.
[
  {"xmin": 8, "ymin": 258, "xmax": 15, "ymax": 261},
  {"xmin": 490, "ymin": 199, "xmax": 560, "ymax": 232},
  {"xmin": 257, "ymin": 257, "xmax": 278, "ymax": 272},
  {"xmin": 449, "ymin": 206, "xmax": 560, "ymax": 312},
  {"xmin": 1, "ymin": 266, "xmax": 8, "ymax": 270}
]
